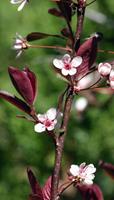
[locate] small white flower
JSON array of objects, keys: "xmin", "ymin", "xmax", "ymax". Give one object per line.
[
  {"xmin": 75, "ymin": 97, "xmax": 88, "ymax": 112},
  {"xmin": 10, "ymin": 0, "xmax": 28, "ymax": 11},
  {"xmin": 109, "ymin": 69, "xmax": 114, "ymax": 89},
  {"xmin": 98, "ymin": 63, "xmax": 112, "ymax": 77},
  {"xmin": 69, "ymin": 162, "xmax": 96, "ymax": 185},
  {"xmin": 53, "ymin": 54, "xmax": 82, "ymax": 76},
  {"xmin": 13, "ymin": 33, "xmax": 28, "ymax": 57},
  {"xmin": 34, "ymin": 108, "xmax": 57, "ymax": 133}
]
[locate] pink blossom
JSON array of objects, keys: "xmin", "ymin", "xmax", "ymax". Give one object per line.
[
  {"xmin": 69, "ymin": 162, "xmax": 96, "ymax": 185},
  {"xmin": 34, "ymin": 108, "xmax": 57, "ymax": 133},
  {"xmin": 53, "ymin": 54, "xmax": 82, "ymax": 76},
  {"xmin": 98, "ymin": 62, "xmax": 112, "ymax": 76}
]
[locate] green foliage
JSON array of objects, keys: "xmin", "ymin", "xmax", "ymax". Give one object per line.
[{"xmin": 0, "ymin": 1, "xmax": 114, "ymax": 200}]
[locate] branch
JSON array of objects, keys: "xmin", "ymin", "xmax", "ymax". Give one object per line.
[{"xmin": 51, "ymin": 86, "xmax": 74, "ymax": 200}]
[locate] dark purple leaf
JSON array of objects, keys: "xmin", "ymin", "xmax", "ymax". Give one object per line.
[
  {"xmin": 48, "ymin": 8, "xmax": 63, "ymax": 18},
  {"xmin": 99, "ymin": 160, "xmax": 114, "ymax": 179},
  {"xmin": 75, "ymin": 33, "xmax": 102, "ymax": 80},
  {"xmin": 27, "ymin": 168, "xmax": 43, "ymax": 200},
  {"xmin": 56, "ymin": 0, "xmax": 72, "ymax": 22},
  {"xmin": 42, "ymin": 177, "xmax": 52, "ymax": 200},
  {"xmin": 77, "ymin": 184, "xmax": 104, "ymax": 200},
  {"xmin": 8, "ymin": 67, "xmax": 37, "ymax": 105},
  {"xmin": 0, "ymin": 91, "xmax": 31, "ymax": 114},
  {"xmin": 26, "ymin": 32, "xmax": 64, "ymax": 42}
]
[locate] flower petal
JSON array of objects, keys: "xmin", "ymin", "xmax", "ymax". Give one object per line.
[
  {"xmin": 18, "ymin": 0, "xmax": 27, "ymax": 11},
  {"xmin": 53, "ymin": 59, "xmax": 64, "ymax": 69},
  {"xmin": 110, "ymin": 81, "xmax": 114, "ymax": 89},
  {"xmin": 10, "ymin": 0, "xmax": 23, "ymax": 4},
  {"xmin": 62, "ymin": 54, "xmax": 71, "ymax": 64},
  {"xmin": 85, "ymin": 164, "xmax": 96, "ymax": 174},
  {"xmin": 37, "ymin": 114, "xmax": 46, "ymax": 123},
  {"xmin": 70, "ymin": 165, "xmax": 80, "ymax": 176},
  {"xmin": 71, "ymin": 56, "xmax": 82, "ymax": 68},
  {"xmin": 34, "ymin": 123, "xmax": 46, "ymax": 133},
  {"xmin": 46, "ymin": 108, "xmax": 57, "ymax": 120},
  {"xmin": 68, "ymin": 68, "xmax": 77, "ymax": 75},
  {"xmin": 61, "ymin": 68, "xmax": 69, "ymax": 76},
  {"xmin": 84, "ymin": 179, "xmax": 93, "ymax": 185},
  {"xmin": 47, "ymin": 123, "xmax": 55, "ymax": 131}
]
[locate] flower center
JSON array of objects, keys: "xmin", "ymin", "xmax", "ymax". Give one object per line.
[
  {"xmin": 64, "ymin": 63, "xmax": 71, "ymax": 70},
  {"xmin": 44, "ymin": 119, "xmax": 52, "ymax": 127}
]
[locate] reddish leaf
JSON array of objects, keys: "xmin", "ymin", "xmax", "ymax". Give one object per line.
[
  {"xmin": 8, "ymin": 67, "xmax": 37, "ymax": 105},
  {"xmin": 0, "ymin": 91, "xmax": 31, "ymax": 114},
  {"xmin": 99, "ymin": 160, "xmax": 114, "ymax": 179},
  {"xmin": 42, "ymin": 177, "xmax": 52, "ymax": 200},
  {"xmin": 75, "ymin": 33, "xmax": 103, "ymax": 80},
  {"xmin": 26, "ymin": 32, "xmax": 64, "ymax": 42},
  {"xmin": 27, "ymin": 168, "xmax": 43, "ymax": 200},
  {"xmin": 77, "ymin": 184, "xmax": 104, "ymax": 200},
  {"xmin": 48, "ymin": 8, "xmax": 63, "ymax": 18}
]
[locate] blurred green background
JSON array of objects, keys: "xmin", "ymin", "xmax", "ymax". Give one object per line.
[{"xmin": 0, "ymin": 0, "xmax": 114, "ymax": 200}]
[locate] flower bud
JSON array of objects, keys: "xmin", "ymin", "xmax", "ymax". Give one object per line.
[
  {"xmin": 75, "ymin": 70, "xmax": 100, "ymax": 91},
  {"xmin": 8, "ymin": 67, "xmax": 37, "ymax": 105},
  {"xmin": 98, "ymin": 63, "xmax": 111, "ymax": 76}
]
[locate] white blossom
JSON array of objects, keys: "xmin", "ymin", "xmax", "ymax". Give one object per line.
[
  {"xmin": 69, "ymin": 162, "xmax": 96, "ymax": 185},
  {"xmin": 53, "ymin": 54, "xmax": 82, "ymax": 76},
  {"xmin": 75, "ymin": 97, "xmax": 88, "ymax": 112},
  {"xmin": 98, "ymin": 62, "xmax": 112, "ymax": 76},
  {"xmin": 10, "ymin": 0, "xmax": 28, "ymax": 11},
  {"xmin": 34, "ymin": 108, "xmax": 57, "ymax": 133}
]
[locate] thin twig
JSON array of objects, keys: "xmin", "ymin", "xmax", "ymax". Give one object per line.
[{"xmin": 29, "ymin": 44, "xmax": 72, "ymax": 52}]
